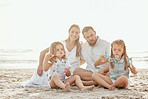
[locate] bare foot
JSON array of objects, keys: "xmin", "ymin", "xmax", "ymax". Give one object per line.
[
  {"xmin": 65, "ymin": 82, "xmax": 71, "ymax": 92},
  {"xmin": 80, "ymin": 85, "xmax": 95, "ymax": 92},
  {"xmin": 109, "ymin": 85, "xmax": 115, "ymax": 90}
]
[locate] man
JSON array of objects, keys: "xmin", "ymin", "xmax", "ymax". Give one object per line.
[{"xmin": 73, "ymin": 26, "xmax": 110, "ymax": 85}]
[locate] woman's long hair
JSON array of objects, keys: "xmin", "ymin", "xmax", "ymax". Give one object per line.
[
  {"xmin": 110, "ymin": 39, "xmax": 128, "ymax": 70},
  {"xmin": 66, "ymin": 24, "xmax": 81, "ymax": 57},
  {"xmin": 49, "ymin": 41, "xmax": 67, "ymax": 63}
]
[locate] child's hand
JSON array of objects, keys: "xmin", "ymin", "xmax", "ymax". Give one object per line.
[
  {"xmin": 48, "ymin": 53, "xmax": 54, "ymax": 59},
  {"xmin": 65, "ymin": 68, "xmax": 71, "ymax": 77},
  {"xmin": 98, "ymin": 70, "xmax": 104, "ymax": 74},
  {"xmin": 128, "ymin": 64, "xmax": 138, "ymax": 74},
  {"xmin": 46, "ymin": 53, "xmax": 55, "ymax": 64},
  {"xmin": 94, "ymin": 54, "xmax": 108, "ymax": 66}
]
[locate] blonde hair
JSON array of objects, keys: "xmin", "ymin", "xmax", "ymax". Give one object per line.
[
  {"xmin": 82, "ymin": 26, "xmax": 95, "ymax": 35},
  {"xmin": 110, "ymin": 39, "xmax": 128, "ymax": 70},
  {"xmin": 66, "ymin": 24, "xmax": 81, "ymax": 57},
  {"xmin": 49, "ymin": 41, "xmax": 67, "ymax": 62}
]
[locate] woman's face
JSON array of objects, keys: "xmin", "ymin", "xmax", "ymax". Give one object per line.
[
  {"xmin": 112, "ymin": 44, "xmax": 124, "ymax": 59},
  {"xmin": 69, "ymin": 27, "xmax": 80, "ymax": 41},
  {"xmin": 55, "ymin": 44, "xmax": 65, "ymax": 57}
]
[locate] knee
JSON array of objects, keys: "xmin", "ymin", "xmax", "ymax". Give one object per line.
[
  {"xmin": 73, "ymin": 68, "xmax": 80, "ymax": 75},
  {"xmin": 92, "ymin": 73, "xmax": 98, "ymax": 79},
  {"xmin": 120, "ymin": 75, "xmax": 128, "ymax": 81},
  {"xmin": 73, "ymin": 75, "xmax": 80, "ymax": 80},
  {"xmin": 52, "ymin": 75, "xmax": 58, "ymax": 79},
  {"xmin": 120, "ymin": 75, "xmax": 128, "ymax": 87}
]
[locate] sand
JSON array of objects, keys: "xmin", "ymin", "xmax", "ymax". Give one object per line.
[{"xmin": 0, "ymin": 69, "xmax": 148, "ymax": 99}]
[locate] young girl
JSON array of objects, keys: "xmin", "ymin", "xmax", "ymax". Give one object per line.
[
  {"xmin": 92, "ymin": 39, "xmax": 137, "ymax": 90},
  {"xmin": 44, "ymin": 41, "xmax": 94, "ymax": 91}
]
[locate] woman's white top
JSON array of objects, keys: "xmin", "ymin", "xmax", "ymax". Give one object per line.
[{"xmin": 61, "ymin": 40, "xmax": 80, "ymax": 75}]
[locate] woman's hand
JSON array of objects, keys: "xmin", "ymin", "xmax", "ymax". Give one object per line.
[{"xmin": 37, "ymin": 65, "xmax": 43, "ymax": 76}]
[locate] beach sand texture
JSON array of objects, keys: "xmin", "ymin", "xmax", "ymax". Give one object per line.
[{"xmin": 0, "ymin": 69, "xmax": 148, "ymax": 99}]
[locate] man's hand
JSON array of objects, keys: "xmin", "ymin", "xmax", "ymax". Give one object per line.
[{"xmin": 37, "ymin": 65, "xmax": 43, "ymax": 76}]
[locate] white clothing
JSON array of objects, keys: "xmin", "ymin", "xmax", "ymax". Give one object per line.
[
  {"xmin": 21, "ymin": 40, "xmax": 80, "ymax": 87},
  {"xmin": 48, "ymin": 58, "xmax": 70, "ymax": 81},
  {"xmin": 20, "ymin": 53, "xmax": 49, "ymax": 87},
  {"xmin": 61, "ymin": 40, "xmax": 80, "ymax": 75},
  {"xmin": 80, "ymin": 37, "xmax": 110, "ymax": 73}
]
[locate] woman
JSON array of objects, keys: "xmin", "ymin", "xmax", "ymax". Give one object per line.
[{"xmin": 21, "ymin": 24, "xmax": 84, "ymax": 87}]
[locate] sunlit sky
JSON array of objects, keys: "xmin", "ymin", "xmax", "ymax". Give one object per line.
[{"xmin": 0, "ymin": 0, "xmax": 148, "ymax": 52}]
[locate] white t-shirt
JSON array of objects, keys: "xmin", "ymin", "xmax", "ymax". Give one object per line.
[
  {"xmin": 61, "ymin": 40, "xmax": 80, "ymax": 75},
  {"xmin": 80, "ymin": 36, "xmax": 110, "ymax": 73}
]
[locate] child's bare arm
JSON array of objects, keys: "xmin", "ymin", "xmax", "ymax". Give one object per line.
[
  {"xmin": 129, "ymin": 64, "xmax": 137, "ymax": 74},
  {"xmin": 94, "ymin": 54, "xmax": 108, "ymax": 66},
  {"xmin": 65, "ymin": 68, "xmax": 71, "ymax": 77},
  {"xmin": 80, "ymin": 59, "xmax": 85, "ymax": 65},
  {"xmin": 98, "ymin": 65, "xmax": 109, "ymax": 74}
]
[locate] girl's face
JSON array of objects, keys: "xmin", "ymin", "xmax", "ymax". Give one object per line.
[
  {"xmin": 55, "ymin": 44, "xmax": 65, "ymax": 58},
  {"xmin": 112, "ymin": 44, "xmax": 124, "ymax": 59},
  {"xmin": 69, "ymin": 27, "xmax": 80, "ymax": 41}
]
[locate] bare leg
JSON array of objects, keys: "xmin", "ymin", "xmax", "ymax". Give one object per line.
[
  {"xmin": 92, "ymin": 73, "xmax": 115, "ymax": 90},
  {"xmin": 65, "ymin": 75, "xmax": 94, "ymax": 91},
  {"xmin": 50, "ymin": 75, "xmax": 71, "ymax": 92},
  {"xmin": 82, "ymin": 81, "xmax": 97, "ymax": 86},
  {"xmin": 105, "ymin": 72, "xmax": 110, "ymax": 77},
  {"xmin": 112, "ymin": 75, "xmax": 128, "ymax": 88},
  {"xmin": 73, "ymin": 68, "xmax": 93, "ymax": 81}
]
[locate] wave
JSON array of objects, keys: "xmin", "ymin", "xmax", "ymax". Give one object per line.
[
  {"xmin": 0, "ymin": 49, "xmax": 35, "ymax": 53},
  {"xmin": 0, "ymin": 60, "xmax": 37, "ymax": 64}
]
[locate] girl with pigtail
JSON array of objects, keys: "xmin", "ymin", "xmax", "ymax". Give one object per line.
[
  {"xmin": 92, "ymin": 39, "xmax": 137, "ymax": 90},
  {"xmin": 44, "ymin": 41, "xmax": 94, "ymax": 92}
]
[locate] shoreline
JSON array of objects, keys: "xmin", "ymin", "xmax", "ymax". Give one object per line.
[{"xmin": 0, "ymin": 68, "xmax": 148, "ymax": 99}]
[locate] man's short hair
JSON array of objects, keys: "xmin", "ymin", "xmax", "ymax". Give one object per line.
[{"xmin": 82, "ymin": 26, "xmax": 95, "ymax": 35}]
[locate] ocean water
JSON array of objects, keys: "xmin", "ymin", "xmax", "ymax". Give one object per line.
[{"xmin": 0, "ymin": 49, "xmax": 147, "ymax": 69}]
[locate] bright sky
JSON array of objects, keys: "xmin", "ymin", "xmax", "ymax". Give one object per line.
[{"xmin": 0, "ymin": 0, "xmax": 148, "ymax": 52}]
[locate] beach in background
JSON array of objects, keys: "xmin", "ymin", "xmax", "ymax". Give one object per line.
[{"xmin": 0, "ymin": 49, "xmax": 147, "ymax": 69}]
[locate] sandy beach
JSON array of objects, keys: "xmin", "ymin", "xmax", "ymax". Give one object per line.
[{"xmin": 0, "ymin": 69, "xmax": 148, "ymax": 99}]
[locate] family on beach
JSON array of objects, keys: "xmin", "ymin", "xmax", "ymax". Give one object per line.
[{"xmin": 21, "ymin": 24, "xmax": 137, "ymax": 92}]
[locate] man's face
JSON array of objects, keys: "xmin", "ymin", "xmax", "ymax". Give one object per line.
[{"xmin": 83, "ymin": 29, "xmax": 97, "ymax": 46}]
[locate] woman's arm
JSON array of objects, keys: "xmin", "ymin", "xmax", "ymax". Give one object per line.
[
  {"xmin": 37, "ymin": 47, "xmax": 50, "ymax": 76},
  {"xmin": 43, "ymin": 53, "xmax": 52, "ymax": 71},
  {"xmin": 94, "ymin": 54, "xmax": 108, "ymax": 66}
]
